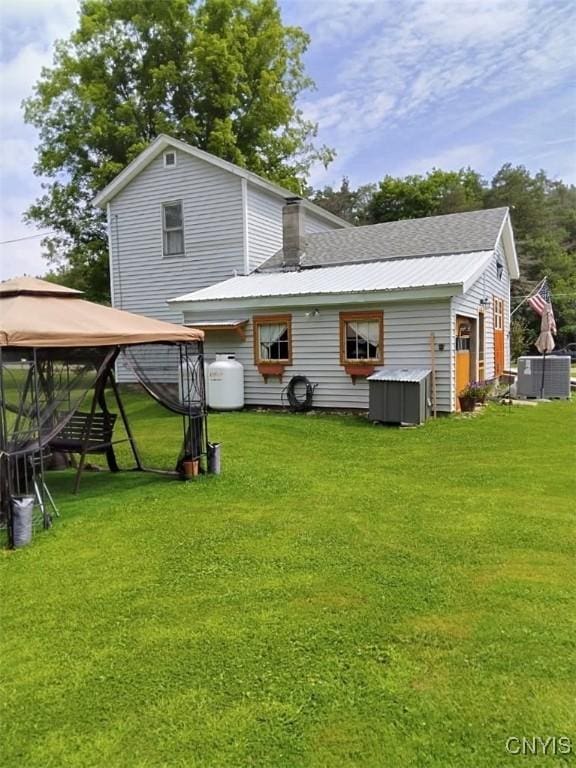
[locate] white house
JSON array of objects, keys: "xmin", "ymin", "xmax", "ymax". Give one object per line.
[
  {"xmin": 94, "ymin": 136, "xmax": 519, "ymax": 413},
  {"xmin": 169, "ymin": 204, "xmax": 518, "ymax": 412},
  {"xmin": 93, "ymin": 134, "xmax": 349, "ymax": 326}
]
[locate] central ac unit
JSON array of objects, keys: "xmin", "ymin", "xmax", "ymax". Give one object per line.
[{"xmin": 516, "ymin": 356, "xmax": 571, "ymax": 399}]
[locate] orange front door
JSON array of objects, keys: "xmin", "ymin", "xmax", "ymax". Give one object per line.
[
  {"xmin": 455, "ymin": 316, "xmax": 472, "ymax": 410},
  {"xmin": 493, "ymin": 297, "xmax": 505, "ymax": 376}
]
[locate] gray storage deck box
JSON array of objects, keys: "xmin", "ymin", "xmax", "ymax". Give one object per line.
[
  {"xmin": 367, "ymin": 367, "xmax": 432, "ymax": 425},
  {"xmin": 517, "ymin": 356, "xmax": 571, "ymax": 399}
]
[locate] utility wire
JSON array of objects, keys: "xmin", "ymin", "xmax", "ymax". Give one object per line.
[{"xmin": 0, "ymin": 231, "xmax": 56, "ymax": 245}]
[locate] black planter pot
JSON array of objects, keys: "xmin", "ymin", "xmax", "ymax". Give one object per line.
[{"xmin": 459, "ymin": 395, "xmax": 476, "ymax": 412}]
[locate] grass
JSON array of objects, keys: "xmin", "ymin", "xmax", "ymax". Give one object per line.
[{"xmin": 1, "ymin": 397, "xmax": 575, "ymax": 767}]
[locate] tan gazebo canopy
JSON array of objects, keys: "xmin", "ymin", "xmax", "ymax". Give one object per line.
[
  {"xmin": 1, "ymin": 278, "xmax": 209, "ymax": 538},
  {"xmin": 0, "ymin": 277, "xmax": 203, "ymax": 347}
]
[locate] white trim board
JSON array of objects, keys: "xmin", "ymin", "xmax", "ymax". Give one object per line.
[
  {"xmin": 171, "ymin": 284, "xmax": 463, "ymax": 313},
  {"xmin": 92, "ymin": 134, "xmax": 351, "ymax": 230}
]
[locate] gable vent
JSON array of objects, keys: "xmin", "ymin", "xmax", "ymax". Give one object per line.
[{"xmin": 164, "ymin": 151, "xmax": 176, "ymax": 168}]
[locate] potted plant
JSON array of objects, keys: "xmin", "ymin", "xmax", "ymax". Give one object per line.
[{"xmin": 459, "ymin": 381, "xmax": 490, "ymax": 412}]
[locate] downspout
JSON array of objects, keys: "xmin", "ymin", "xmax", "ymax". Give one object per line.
[{"xmin": 241, "ymin": 178, "xmax": 250, "ymax": 276}]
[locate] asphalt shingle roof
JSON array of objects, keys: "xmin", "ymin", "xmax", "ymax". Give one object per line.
[{"xmin": 259, "ymin": 207, "xmax": 509, "ymax": 271}]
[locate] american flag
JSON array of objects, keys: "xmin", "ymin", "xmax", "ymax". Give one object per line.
[{"xmin": 528, "ymin": 278, "xmax": 556, "ymax": 334}]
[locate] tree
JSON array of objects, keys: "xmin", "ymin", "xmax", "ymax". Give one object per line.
[
  {"xmin": 367, "ymin": 168, "xmax": 484, "ymax": 223},
  {"xmin": 362, "ymin": 162, "xmax": 575, "ymax": 343},
  {"xmin": 24, "ymin": 0, "xmax": 334, "ymax": 303},
  {"xmin": 307, "ymin": 177, "xmax": 376, "ymax": 226},
  {"xmin": 484, "ymin": 165, "xmax": 576, "ymax": 346}
]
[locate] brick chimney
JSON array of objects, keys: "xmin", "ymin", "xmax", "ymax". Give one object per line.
[{"xmin": 282, "ymin": 197, "xmax": 305, "ymax": 269}]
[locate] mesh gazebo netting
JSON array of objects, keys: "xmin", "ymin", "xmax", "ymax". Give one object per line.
[{"xmin": 0, "ymin": 277, "xmax": 208, "ymax": 548}]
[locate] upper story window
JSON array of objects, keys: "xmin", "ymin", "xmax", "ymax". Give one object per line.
[
  {"xmin": 253, "ymin": 315, "xmax": 292, "ymax": 364},
  {"xmin": 496, "ymin": 259, "xmax": 504, "ymax": 280},
  {"xmin": 162, "ymin": 201, "xmax": 184, "ymax": 256},
  {"xmin": 164, "ymin": 151, "xmax": 177, "ymax": 168},
  {"xmin": 339, "ymin": 311, "xmax": 383, "ymax": 364}
]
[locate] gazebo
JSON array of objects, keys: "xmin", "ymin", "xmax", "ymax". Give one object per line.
[{"xmin": 0, "ymin": 277, "xmax": 208, "ymax": 547}]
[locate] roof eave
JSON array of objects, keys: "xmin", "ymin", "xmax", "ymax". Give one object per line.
[
  {"xmin": 93, "ymin": 135, "xmax": 168, "ymax": 208},
  {"xmin": 171, "ymin": 283, "xmax": 463, "ymax": 313},
  {"xmin": 92, "ymin": 134, "xmax": 351, "ymax": 228},
  {"xmin": 495, "ymin": 209, "xmax": 520, "ymax": 279},
  {"xmin": 461, "ymin": 251, "xmax": 498, "ymax": 293}
]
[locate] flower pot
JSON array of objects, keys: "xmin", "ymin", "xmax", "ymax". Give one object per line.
[
  {"xmin": 458, "ymin": 395, "xmax": 476, "ymax": 412},
  {"xmin": 182, "ymin": 459, "xmax": 199, "ymax": 479}
]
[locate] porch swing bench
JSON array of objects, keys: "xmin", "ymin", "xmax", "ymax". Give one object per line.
[{"xmin": 50, "ymin": 411, "xmax": 120, "ymax": 492}]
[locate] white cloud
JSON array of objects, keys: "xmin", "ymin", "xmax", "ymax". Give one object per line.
[
  {"xmin": 0, "ymin": 0, "xmax": 78, "ymax": 279},
  {"xmin": 0, "ymin": 0, "xmax": 574, "ymax": 277},
  {"xmin": 394, "ymin": 143, "xmax": 495, "ymax": 177},
  {"xmin": 293, "ymin": 0, "xmax": 576, "ymax": 185}
]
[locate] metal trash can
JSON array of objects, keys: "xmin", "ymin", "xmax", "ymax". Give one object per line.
[
  {"xmin": 11, "ymin": 496, "xmax": 34, "ymax": 548},
  {"xmin": 207, "ymin": 442, "xmax": 221, "ymax": 475}
]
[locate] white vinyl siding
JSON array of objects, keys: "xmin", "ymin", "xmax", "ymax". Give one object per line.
[
  {"xmin": 451, "ymin": 243, "xmax": 510, "ymax": 407},
  {"xmin": 108, "ymin": 149, "xmax": 245, "ymax": 325},
  {"xmin": 246, "ymin": 187, "xmax": 283, "ymax": 272},
  {"xmin": 185, "ymin": 300, "xmax": 453, "ymax": 411},
  {"xmin": 304, "ymin": 210, "xmax": 343, "ymax": 234},
  {"xmin": 246, "ymin": 187, "xmax": 344, "ymax": 271}
]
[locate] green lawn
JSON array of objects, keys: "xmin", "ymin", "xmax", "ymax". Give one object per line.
[{"xmin": 1, "ymin": 398, "xmax": 575, "ymax": 767}]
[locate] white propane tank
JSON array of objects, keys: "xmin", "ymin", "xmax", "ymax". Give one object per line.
[{"xmin": 208, "ymin": 354, "xmax": 244, "ymax": 410}]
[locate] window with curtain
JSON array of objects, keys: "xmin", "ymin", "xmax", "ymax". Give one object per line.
[
  {"xmin": 162, "ymin": 201, "xmax": 184, "ymax": 256},
  {"xmin": 254, "ymin": 315, "xmax": 292, "ymax": 363},
  {"xmin": 340, "ymin": 312, "xmax": 383, "ymax": 364}
]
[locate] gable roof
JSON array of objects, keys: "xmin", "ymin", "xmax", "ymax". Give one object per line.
[
  {"xmin": 169, "ymin": 250, "xmax": 495, "ymax": 310},
  {"xmin": 92, "ymin": 134, "xmax": 350, "ymax": 229},
  {"xmin": 260, "ymin": 206, "xmax": 518, "ymax": 277}
]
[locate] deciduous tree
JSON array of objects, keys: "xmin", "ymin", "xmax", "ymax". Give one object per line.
[
  {"xmin": 25, "ymin": 0, "xmax": 334, "ymax": 302},
  {"xmin": 366, "ymin": 168, "xmax": 484, "ymax": 223}
]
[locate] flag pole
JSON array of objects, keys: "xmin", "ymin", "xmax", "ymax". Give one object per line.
[
  {"xmin": 511, "ymin": 276, "xmax": 547, "ymax": 317},
  {"xmin": 540, "ymin": 352, "xmax": 547, "ymax": 399}
]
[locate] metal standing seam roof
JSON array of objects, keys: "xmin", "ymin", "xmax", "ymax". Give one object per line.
[
  {"xmin": 169, "ymin": 250, "xmax": 494, "ymax": 304},
  {"xmin": 259, "ymin": 207, "xmax": 509, "ymax": 270},
  {"xmin": 184, "ymin": 319, "xmax": 248, "ymax": 327},
  {"xmin": 367, "ymin": 368, "xmax": 432, "ymax": 382}
]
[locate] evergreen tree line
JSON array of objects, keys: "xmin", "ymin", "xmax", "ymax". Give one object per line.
[{"xmin": 310, "ymin": 168, "xmax": 576, "ymax": 350}]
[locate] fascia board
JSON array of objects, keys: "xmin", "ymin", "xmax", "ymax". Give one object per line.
[
  {"xmin": 92, "ymin": 134, "xmax": 350, "ymax": 228},
  {"xmin": 170, "ymin": 284, "xmax": 460, "ymax": 313}
]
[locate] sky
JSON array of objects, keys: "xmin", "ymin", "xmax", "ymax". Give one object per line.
[{"xmin": 1, "ymin": 0, "xmax": 575, "ymax": 280}]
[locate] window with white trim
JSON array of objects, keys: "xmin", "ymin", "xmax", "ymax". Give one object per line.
[{"xmin": 162, "ymin": 201, "xmax": 184, "ymax": 256}]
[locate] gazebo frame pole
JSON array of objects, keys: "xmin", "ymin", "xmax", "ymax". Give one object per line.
[
  {"xmin": 0, "ymin": 348, "xmax": 12, "ymax": 546},
  {"xmin": 32, "ymin": 349, "xmax": 50, "ymax": 527},
  {"xmin": 73, "ymin": 372, "xmax": 104, "ymax": 495},
  {"xmin": 107, "ymin": 363, "xmax": 143, "ymax": 471}
]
